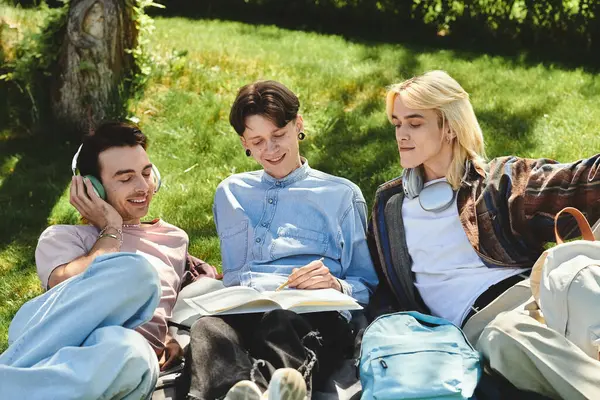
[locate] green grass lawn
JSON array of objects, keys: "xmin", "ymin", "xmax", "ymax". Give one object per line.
[{"xmin": 1, "ymin": 6, "xmax": 600, "ymax": 352}]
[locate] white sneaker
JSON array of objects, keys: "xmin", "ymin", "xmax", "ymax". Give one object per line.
[
  {"xmin": 224, "ymin": 380, "xmax": 263, "ymax": 400},
  {"xmin": 267, "ymin": 368, "xmax": 307, "ymax": 400}
]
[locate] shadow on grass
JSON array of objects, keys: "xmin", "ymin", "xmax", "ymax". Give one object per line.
[
  {"xmin": 0, "ymin": 133, "xmax": 75, "ymax": 266},
  {"xmin": 0, "ymin": 130, "xmax": 75, "ymax": 352},
  {"xmin": 308, "ymin": 115, "xmax": 399, "ymax": 206},
  {"xmin": 478, "ymin": 104, "xmax": 551, "ymax": 159}
]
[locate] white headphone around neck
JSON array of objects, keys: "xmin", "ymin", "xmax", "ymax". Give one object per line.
[{"xmin": 402, "ymin": 167, "xmax": 456, "ymax": 212}]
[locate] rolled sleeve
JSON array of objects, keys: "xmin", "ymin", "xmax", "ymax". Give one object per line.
[
  {"xmin": 339, "ymin": 198, "xmax": 379, "ymax": 305},
  {"xmin": 35, "ymin": 226, "xmax": 90, "ymax": 289}
]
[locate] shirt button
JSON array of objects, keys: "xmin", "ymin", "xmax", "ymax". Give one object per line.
[
  {"xmin": 275, "ymin": 181, "xmax": 281, "ymax": 186},
  {"xmin": 261, "ymin": 222, "xmax": 268, "ymax": 227},
  {"xmin": 255, "ymin": 238, "xmax": 261, "ymax": 243},
  {"xmin": 268, "ymin": 198, "xmax": 274, "ymax": 204}
]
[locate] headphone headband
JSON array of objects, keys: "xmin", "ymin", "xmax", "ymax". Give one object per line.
[{"xmin": 72, "ymin": 144, "xmax": 83, "ymax": 176}]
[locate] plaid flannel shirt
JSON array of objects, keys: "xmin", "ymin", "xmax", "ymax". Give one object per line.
[{"xmin": 367, "ymin": 154, "xmax": 600, "ymax": 314}]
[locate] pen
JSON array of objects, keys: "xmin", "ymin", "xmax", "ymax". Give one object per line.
[{"xmin": 275, "ymin": 257, "xmax": 325, "ymax": 292}]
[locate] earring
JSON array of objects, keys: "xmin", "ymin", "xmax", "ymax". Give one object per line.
[
  {"xmin": 298, "ymin": 131, "xmax": 306, "ymax": 140},
  {"xmin": 245, "ymin": 149, "xmax": 251, "ymax": 157}
]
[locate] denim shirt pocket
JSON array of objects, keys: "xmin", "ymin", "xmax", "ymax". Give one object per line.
[
  {"xmin": 219, "ymin": 220, "xmax": 249, "ymax": 272},
  {"xmin": 270, "ymin": 225, "xmax": 328, "ymax": 260}
]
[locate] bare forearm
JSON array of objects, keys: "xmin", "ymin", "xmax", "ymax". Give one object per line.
[{"xmin": 48, "ymin": 227, "xmax": 122, "ymax": 288}]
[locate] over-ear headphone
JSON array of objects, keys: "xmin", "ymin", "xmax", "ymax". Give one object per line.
[
  {"xmin": 71, "ymin": 144, "xmax": 162, "ymax": 200},
  {"xmin": 402, "ymin": 167, "xmax": 455, "ymax": 212},
  {"xmin": 402, "ymin": 167, "xmax": 424, "ymax": 200}
]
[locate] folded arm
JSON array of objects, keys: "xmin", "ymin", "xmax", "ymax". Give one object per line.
[{"xmin": 48, "ymin": 176, "xmax": 124, "ymax": 288}]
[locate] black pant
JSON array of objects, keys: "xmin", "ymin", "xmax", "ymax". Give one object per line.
[
  {"xmin": 462, "ymin": 273, "xmax": 526, "ymax": 327},
  {"xmin": 186, "ymin": 310, "xmax": 355, "ymax": 400}
]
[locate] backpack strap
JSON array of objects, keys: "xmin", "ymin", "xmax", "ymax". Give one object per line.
[
  {"xmin": 554, "ymin": 207, "xmax": 595, "ymax": 244},
  {"xmin": 531, "ymin": 207, "xmax": 596, "ymax": 306}
]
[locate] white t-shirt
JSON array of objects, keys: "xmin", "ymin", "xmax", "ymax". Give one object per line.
[
  {"xmin": 403, "ymin": 179, "xmax": 527, "ymax": 326},
  {"xmin": 35, "ymin": 219, "xmax": 188, "ymax": 353}
]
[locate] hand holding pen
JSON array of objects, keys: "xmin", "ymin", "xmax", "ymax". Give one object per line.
[{"xmin": 275, "ymin": 257, "xmax": 342, "ymax": 292}]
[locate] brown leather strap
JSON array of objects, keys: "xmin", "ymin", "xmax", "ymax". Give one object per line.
[{"xmin": 554, "ymin": 207, "xmax": 595, "ymax": 244}]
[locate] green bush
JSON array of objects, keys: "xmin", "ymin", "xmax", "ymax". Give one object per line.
[
  {"xmin": 152, "ymin": 0, "xmax": 599, "ymax": 67},
  {"xmin": 0, "ymin": 3, "xmax": 67, "ymax": 133}
]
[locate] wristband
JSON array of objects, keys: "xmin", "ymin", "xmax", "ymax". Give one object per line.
[
  {"xmin": 98, "ymin": 226, "xmax": 123, "ymax": 246},
  {"xmin": 98, "ymin": 233, "xmax": 120, "ymax": 242}
]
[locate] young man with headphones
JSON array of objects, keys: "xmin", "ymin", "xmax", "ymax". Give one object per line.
[{"xmin": 0, "ymin": 122, "xmax": 216, "ymax": 400}]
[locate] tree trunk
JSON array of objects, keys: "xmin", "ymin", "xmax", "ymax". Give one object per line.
[{"xmin": 52, "ymin": 0, "xmax": 138, "ymax": 135}]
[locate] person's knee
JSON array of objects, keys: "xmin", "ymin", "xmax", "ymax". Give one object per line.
[
  {"xmin": 113, "ymin": 252, "xmax": 158, "ymax": 283},
  {"xmin": 88, "ymin": 325, "xmax": 156, "ymax": 363},
  {"xmin": 190, "ymin": 316, "xmax": 229, "ymax": 340},
  {"xmin": 93, "ymin": 252, "xmax": 160, "ymax": 298}
]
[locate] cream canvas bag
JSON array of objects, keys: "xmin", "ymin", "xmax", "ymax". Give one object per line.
[{"xmin": 530, "ymin": 207, "xmax": 600, "ymax": 360}]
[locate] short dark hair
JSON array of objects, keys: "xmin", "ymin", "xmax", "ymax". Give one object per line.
[
  {"xmin": 229, "ymin": 80, "xmax": 300, "ymax": 136},
  {"xmin": 78, "ymin": 121, "xmax": 148, "ymax": 180}
]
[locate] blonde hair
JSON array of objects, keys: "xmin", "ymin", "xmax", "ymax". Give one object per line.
[{"xmin": 386, "ymin": 70, "xmax": 486, "ymax": 189}]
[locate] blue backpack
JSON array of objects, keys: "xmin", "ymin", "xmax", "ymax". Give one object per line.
[{"xmin": 359, "ymin": 311, "xmax": 482, "ymax": 400}]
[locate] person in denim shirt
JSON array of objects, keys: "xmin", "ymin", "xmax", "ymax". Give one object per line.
[{"xmin": 186, "ymin": 80, "xmax": 378, "ymax": 400}]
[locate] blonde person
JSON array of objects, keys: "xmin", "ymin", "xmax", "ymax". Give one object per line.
[
  {"xmin": 185, "ymin": 80, "xmax": 379, "ymax": 400},
  {"xmin": 368, "ymin": 70, "xmax": 600, "ymax": 400}
]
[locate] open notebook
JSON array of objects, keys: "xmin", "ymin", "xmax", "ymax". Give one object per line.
[{"xmin": 176, "ymin": 282, "xmax": 361, "ymax": 320}]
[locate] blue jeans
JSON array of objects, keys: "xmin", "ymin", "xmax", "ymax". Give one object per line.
[{"xmin": 0, "ymin": 253, "xmax": 161, "ymax": 400}]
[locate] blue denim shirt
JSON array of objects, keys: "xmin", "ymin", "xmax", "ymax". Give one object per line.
[{"xmin": 213, "ymin": 160, "xmax": 378, "ymax": 305}]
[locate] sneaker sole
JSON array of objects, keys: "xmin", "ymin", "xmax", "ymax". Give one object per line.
[
  {"xmin": 225, "ymin": 382, "xmax": 262, "ymax": 400},
  {"xmin": 269, "ymin": 369, "xmax": 307, "ymax": 400}
]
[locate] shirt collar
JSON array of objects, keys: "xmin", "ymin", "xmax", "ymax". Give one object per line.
[{"xmin": 261, "ymin": 157, "xmax": 310, "ymax": 187}]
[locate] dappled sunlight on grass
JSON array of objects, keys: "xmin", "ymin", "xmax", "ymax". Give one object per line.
[
  {"xmin": 0, "ymin": 153, "xmax": 20, "ymax": 187},
  {"xmin": 0, "ymin": 266, "xmax": 43, "ymax": 350}
]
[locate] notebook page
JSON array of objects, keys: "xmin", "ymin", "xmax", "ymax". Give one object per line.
[
  {"xmin": 186, "ymin": 286, "xmax": 269, "ymax": 314},
  {"xmin": 266, "ymin": 288, "xmax": 360, "ymax": 310}
]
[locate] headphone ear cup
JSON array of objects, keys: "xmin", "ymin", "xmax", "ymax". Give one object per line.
[
  {"xmin": 402, "ymin": 168, "xmax": 424, "ymax": 199},
  {"xmin": 83, "ymin": 175, "xmax": 107, "ymax": 200},
  {"xmin": 413, "ymin": 168, "xmax": 424, "ymax": 195},
  {"xmin": 402, "ymin": 168, "xmax": 412, "ymax": 198}
]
